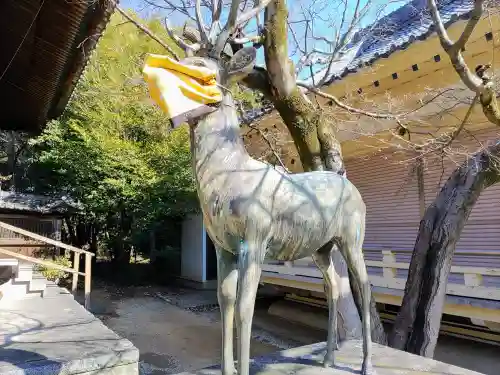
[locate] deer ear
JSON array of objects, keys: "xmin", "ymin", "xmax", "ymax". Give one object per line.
[{"xmin": 225, "ymin": 47, "xmax": 257, "ymax": 82}]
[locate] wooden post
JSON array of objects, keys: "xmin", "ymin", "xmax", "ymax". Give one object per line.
[
  {"xmin": 72, "ymin": 252, "xmax": 80, "ymax": 296},
  {"xmin": 54, "ymin": 218, "xmax": 62, "ymax": 257},
  {"xmin": 84, "ymin": 252, "xmax": 92, "ymax": 310},
  {"xmin": 149, "ymin": 231, "xmax": 156, "ymax": 263},
  {"xmin": 382, "ymin": 250, "xmax": 398, "ymax": 279}
]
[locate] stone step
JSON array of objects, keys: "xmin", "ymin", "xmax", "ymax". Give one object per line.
[
  {"xmin": 14, "ymin": 261, "xmax": 33, "ymax": 282},
  {"xmin": 29, "ymin": 273, "xmax": 48, "ymax": 292},
  {"xmin": 41, "ymin": 281, "xmax": 74, "ymax": 299},
  {"xmin": 0, "ymin": 279, "xmax": 43, "ymax": 300},
  {"xmin": 0, "ymin": 288, "xmax": 139, "ymax": 375},
  {"xmin": 0, "ymin": 270, "xmax": 48, "ymax": 301},
  {"xmin": 175, "ymin": 340, "xmax": 485, "ymax": 375}
]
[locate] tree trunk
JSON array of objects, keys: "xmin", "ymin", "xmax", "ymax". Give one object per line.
[
  {"xmin": 389, "ymin": 143, "xmax": 500, "ymax": 356},
  {"xmin": 263, "ymin": 0, "xmax": 386, "ymax": 344},
  {"xmin": 64, "ymin": 217, "xmax": 79, "ymax": 246}
]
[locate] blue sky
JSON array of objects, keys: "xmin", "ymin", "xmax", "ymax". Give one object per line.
[{"xmin": 119, "ymin": 0, "xmax": 408, "ymax": 77}]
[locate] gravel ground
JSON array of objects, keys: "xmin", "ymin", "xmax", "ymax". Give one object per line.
[
  {"xmin": 88, "ymin": 285, "xmax": 288, "ymax": 375},
  {"xmin": 87, "ymin": 284, "xmax": 499, "ymax": 375}
]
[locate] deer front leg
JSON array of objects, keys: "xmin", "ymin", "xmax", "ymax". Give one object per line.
[
  {"xmin": 215, "ymin": 247, "xmax": 239, "ymax": 375},
  {"xmin": 339, "ymin": 221, "xmax": 374, "ymax": 375},
  {"xmin": 236, "ymin": 241, "xmax": 263, "ymax": 375},
  {"xmin": 313, "ymin": 245, "xmax": 340, "ymax": 368}
]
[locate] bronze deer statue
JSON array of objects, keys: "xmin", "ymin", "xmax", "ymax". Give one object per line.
[{"xmin": 157, "ymin": 2, "xmax": 374, "ymax": 374}]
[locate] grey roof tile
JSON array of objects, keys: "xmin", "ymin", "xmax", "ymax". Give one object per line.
[
  {"xmin": 0, "ymin": 191, "xmax": 81, "ymax": 215},
  {"xmin": 310, "ymin": 0, "xmax": 474, "ymax": 84},
  {"xmin": 245, "ymin": 0, "xmax": 475, "ymax": 123}
]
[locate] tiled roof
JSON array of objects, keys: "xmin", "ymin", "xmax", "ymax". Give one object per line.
[
  {"xmin": 242, "ymin": 0, "xmax": 475, "ymax": 124},
  {"xmin": 310, "ymin": 0, "xmax": 474, "ymax": 84},
  {"xmin": 0, "ymin": 0, "xmax": 117, "ymax": 132},
  {"xmin": 0, "ymin": 191, "xmax": 81, "ymax": 215}
]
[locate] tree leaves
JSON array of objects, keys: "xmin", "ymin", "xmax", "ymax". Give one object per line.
[{"xmin": 26, "ymin": 12, "xmax": 198, "ymax": 261}]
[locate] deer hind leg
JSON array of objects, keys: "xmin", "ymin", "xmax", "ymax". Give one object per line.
[
  {"xmin": 235, "ymin": 240, "xmax": 264, "ymax": 375},
  {"xmin": 215, "ymin": 247, "xmax": 239, "ymax": 375},
  {"xmin": 312, "ymin": 242, "xmax": 340, "ymax": 368},
  {"xmin": 339, "ymin": 218, "xmax": 374, "ymax": 375}
]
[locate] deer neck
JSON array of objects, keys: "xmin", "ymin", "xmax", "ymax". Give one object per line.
[{"xmin": 190, "ymin": 92, "xmax": 250, "ymax": 183}]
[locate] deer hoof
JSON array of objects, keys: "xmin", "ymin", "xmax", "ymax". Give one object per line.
[
  {"xmin": 222, "ymin": 366, "xmax": 236, "ymax": 375},
  {"xmin": 361, "ymin": 361, "xmax": 375, "ymax": 375},
  {"xmin": 323, "ymin": 354, "xmax": 335, "ymax": 368}
]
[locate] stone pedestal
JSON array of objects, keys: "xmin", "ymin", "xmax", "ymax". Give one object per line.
[{"xmin": 176, "ymin": 340, "xmax": 484, "ymax": 375}]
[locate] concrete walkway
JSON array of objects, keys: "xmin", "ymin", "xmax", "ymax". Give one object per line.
[
  {"xmin": 0, "ymin": 287, "xmax": 139, "ymax": 375},
  {"xmin": 177, "ymin": 340, "xmax": 485, "ymax": 375},
  {"xmin": 90, "ymin": 288, "xmax": 278, "ymax": 375}
]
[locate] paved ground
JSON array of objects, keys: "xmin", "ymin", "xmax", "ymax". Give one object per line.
[
  {"xmin": 87, "ymin": 284, "xmax": 499, "ymax": 375},
  {"xmin": 88, "ymin": 285, "xmax": 285, "ymax": 375},
  {"xmin": 177, "ymin": 340, "xmax": 485, "ymax": 375},
  {"xmin": 0, "ymin": 285, "xmax": 139, "ymax": 375}
]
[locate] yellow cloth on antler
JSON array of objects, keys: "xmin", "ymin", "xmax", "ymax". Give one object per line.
[{"xmin": 142, "ymin": 54, "xmax": 223, "ymax": 126}]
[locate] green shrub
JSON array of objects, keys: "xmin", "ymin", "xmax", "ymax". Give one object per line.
[{"xmin": 35, "ymin": 255, "xmax": 72, "ymax": 282}]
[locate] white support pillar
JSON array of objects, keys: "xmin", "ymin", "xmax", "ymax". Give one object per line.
[{"xmin": 202, "ymin": 220, "xmax": 207, "ymax": 283}]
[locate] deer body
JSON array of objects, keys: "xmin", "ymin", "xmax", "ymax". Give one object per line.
[
  {"xmin": 155, "ymin": 8, "xmax": 373, "ymax": 372},
  {"xmin": 193, "ymin": 95, "xmax": 366, "ymax": 260},
  {"xmin": 190, "ymin": 91, "xmax": 373, "ymax": 375}
]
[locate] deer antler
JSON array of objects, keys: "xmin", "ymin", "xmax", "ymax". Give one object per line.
[
  {"xmin": 234, "ymin": 0, "xmax": 271, "ymax": 28},
  {"xmin": 195, "ymin": 0, "xmax": 209, "ymax": 42},
  {"xmin": 212, "ymin": 0, "xmax": 271, "ymax": 56},
  {"xmin": 165, "ymin": 0, "xmax": 271, "ymax": 58},
  {"xmin": 212, "ymin": 0, "xmax": 223, "ymax": 22},
  {"xmin": 164, "ymin": 19, "xmax": 201, "ymax": 56}
]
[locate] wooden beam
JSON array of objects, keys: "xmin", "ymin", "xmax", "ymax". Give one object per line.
[
  {"xmin": 0, "ymin": 247, "xmax": 84, "ymax": 276},
  {"xmin": 265, "ymin": 278, "xmax": 500, "ymax": 325},
  {"xmin": 261, "ymin": 262, "xmax": 500, "ymax": 300},
  {"xmin": 0, "ymin": 220, "xmax": 94, "ymax": 256},
  {"xmin": 364, "ymin": 260, "xmax": 500, "ymax": 276}
]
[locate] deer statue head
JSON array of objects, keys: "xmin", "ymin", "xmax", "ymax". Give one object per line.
[{"xmin": 164, "ymin": 0, "xmax": 271, "ymax": 90}]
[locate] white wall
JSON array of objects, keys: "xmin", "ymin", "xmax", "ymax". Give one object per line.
[{"xmin": 181, "ymin": 213, "xmax": 206, "ymax": 282}]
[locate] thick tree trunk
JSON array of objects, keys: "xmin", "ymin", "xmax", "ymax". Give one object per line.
[
  {"xmin": 389, "ymin": 143, "xmax": 500, "ymax": 356},
  {"xmin": 262, "ymin": 0, "xmax": 386, "ymax": 345}
]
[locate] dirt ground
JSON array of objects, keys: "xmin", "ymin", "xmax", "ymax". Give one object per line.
[{"xmin": 88, "ymin": 284, "xmax": 499, "ymax": 375}]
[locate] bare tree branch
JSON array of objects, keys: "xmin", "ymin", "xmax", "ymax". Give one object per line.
[
  {"xmin": 247, "ymin": 123, "xmax": 288, "ymax": 169},
  {"xmin": 297, "ymin": 82, "xmax": 403, "ymax": 120},
  {"xmin": 115, "ymin": 5, "xmax": 181, "ymax": 60},
  {"xmin": 236, "ymin": 0, "xmax": 272, "ymax": 26},
  {"xmin": 428, "ymin": 0, "xmax": 500, "ymax": 127},
  {"xmin": 413, "ymin": 95, "xmax": 478, "ymax": 157},
  {"xmin": 427, "ymin": 0, "xmax": 484, "ymax": 92},
  {"xmin": 225, "ymin": 0, "xmax": 242, "ymax": 32},
  {"xmin": 195, "ymin": 0, "xmax": 209, "ymax": 41}
]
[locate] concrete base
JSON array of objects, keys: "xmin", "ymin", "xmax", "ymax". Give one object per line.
[
  {"xmin": 175, "ymin": 340, "xmax": 484, "ymax": 375},
  {"xmin": 0, "ymin": 286, "xmax": 139, "ymax": 375},
  {"xmin": 174, "ymin": 277, "xmax": 218, "ymax": 290}
]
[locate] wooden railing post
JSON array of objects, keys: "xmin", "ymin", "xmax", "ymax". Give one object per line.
[
  {"xmin": 382, "ymin": 250, "xmax": 397, "ymax": 279},
  {"xmin": 84, "ymin": 253, "xmax": 92, "ymax": 310},
  {"xmin": 72, "ymin": 252, "xmax": 80, "ymax": 296}
]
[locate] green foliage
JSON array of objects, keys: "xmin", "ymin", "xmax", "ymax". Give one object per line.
[
  {"xmin": 232, "ymin": 84, "xmax": 261, "ymax": 109},
  {"xmin": 26, "ymin": 12, "xmax": 198, "ymax": 263},
  {"xmin": 35, "ymin": 255, "xmax": 72, "ymax": 282}
]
